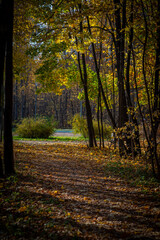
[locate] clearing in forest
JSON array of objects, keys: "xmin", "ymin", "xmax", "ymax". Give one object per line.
[{"xmin": 0, "ymin": 141, "xmax": 160, "ymax": 240}]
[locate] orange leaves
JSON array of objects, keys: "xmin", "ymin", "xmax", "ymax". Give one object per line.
[
  {"xmin": 49, "ymin": 190, "xmax": 59, "ymax": 196},
  {"xmin": 83, "ymin": 197, "xmax": 90, "ymax": 201},
  {"xmin": 18, "ymin": 206, "xmax": 27, "ymax": 212}
]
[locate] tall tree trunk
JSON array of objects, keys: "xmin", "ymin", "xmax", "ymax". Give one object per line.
[
  {"xmin": 4, "ymin": 0, "xmax": 15, "ymax": 175},
  {"xmin": 82, "ymin": 52, "xmax": 97, "ymax": 147},
  {"xmin": 76, "ymin": 4, "xmax": 96, "ymax": 147},
  {"xmin": 76, "ymin": 47, "xmax": 96, "ymax": 147},
  {"xmin": 151, "ymin": 0, "xmax": 160, "ymax": 177},
  {"xmin": 125, "ymin": 0, "xmax": 141, "ymax": 156},
  {"xmin": 114, "ymin": 0, "xmax": 129, "ymax": 156},
  {"xmin": 0, "ymin": 0, "xmax": 7, "ymax": 177}
]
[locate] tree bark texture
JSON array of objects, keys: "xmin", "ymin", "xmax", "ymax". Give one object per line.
[{"xmin": 3, "ymin": 0, "xmax": 15, "ymax": 175}]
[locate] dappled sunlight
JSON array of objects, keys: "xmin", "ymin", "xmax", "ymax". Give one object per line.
[{"xmin": 0, "ymin": 141, "xmax": 160, "ymax": 239}]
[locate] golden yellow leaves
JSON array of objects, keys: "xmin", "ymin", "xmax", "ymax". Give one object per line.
[
  {"xmin": 49, "ymin": 190, "xmax": 59, "ymax": 196},
  {"xmin": 66, "ymin": 212, "xmax": 71, "ymax": 217},
  {"xmin": 83, "ymin": 197, "xmax": 90, "ymax": 201},
  {"xmin": 18, "ymin": 206, "xmax": 27, "ymax": 212}
]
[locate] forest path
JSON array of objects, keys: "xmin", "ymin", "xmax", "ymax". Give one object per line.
[
  {"xmin": 1, "ymin": 141, "xmax": 160, "ymax": 239},
  {"xmin": 54, "ymin": 129, "xmax": 81, "ymax": 137}
]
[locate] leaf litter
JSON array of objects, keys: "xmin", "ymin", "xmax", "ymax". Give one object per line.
[{"xmin": 0, "ymin": 140, "xmax": 160, "ymax": 239}]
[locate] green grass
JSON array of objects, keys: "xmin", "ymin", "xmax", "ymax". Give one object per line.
[{"xmin": 13, "ymin": 135, "xmax": 86, "ymax": 142}]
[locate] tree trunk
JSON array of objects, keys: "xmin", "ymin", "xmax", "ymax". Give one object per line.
[
  {"xmin": 125, "ymin": 0, "xmax": 141, "ymax": 156},
  {"xmin": 4, "ymin": 0, "xmax": 15, "ymax": 175},
  {"xmin": 76, "ymin": 5, "xmax": 96, "ymax": 147},
  {"xmin": 82, "ymin": 53, "xmax": 97, "ymax": 147},
  {"xmin": 151, "ymin": 0, "xmax": 160, "ymax": 177},
  {"xmin": 114, "ymin": 0, "xmax": 129, "ymax": 156}
]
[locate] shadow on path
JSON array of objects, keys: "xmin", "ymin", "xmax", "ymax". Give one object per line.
[{"xmin": 0, "ymin": 141, "xmax": 159, "ymax": 239}]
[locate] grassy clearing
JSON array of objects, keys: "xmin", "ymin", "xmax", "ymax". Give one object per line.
[{"xmin": 13, "ymin": 135, "xmax": 86, "ymax": 142}]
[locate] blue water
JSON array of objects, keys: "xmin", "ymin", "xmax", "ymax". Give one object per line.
[{"xmin": 55, "ymin": 129, "xmax": 73, "ymax": 133}]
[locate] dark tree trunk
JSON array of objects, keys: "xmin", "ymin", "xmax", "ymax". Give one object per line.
[
  {"xmin": 82, "ymin": 53, "xmax": 97, "ymax": 147},
  {"xmin": 125, "ymin": 0, "xmax": 141, "ymax": 156},
  {"xmin": 151, "ymin": 0, "xmax": 160, "ymax": 177},
  {"xmin": 76, "ymin": 48, "xmax": 96, "ymax": 147},
  {"xmin": 114, "ymin": 0, "xmax": 129, "ymax": 156},
  {"xmin": 4, "ymin": 0, "xmax": 15, "ymax": 175},
  {"xmin": 0, "ymin": 37, "xmax": 5, "ymax": 144},
  {"xmin": 0, "ymin": 0, "xmax": 7, "ymax": 177},
  {"xmin": 76, "ymin": 4, "xmax": 96, "ymax": 147}
]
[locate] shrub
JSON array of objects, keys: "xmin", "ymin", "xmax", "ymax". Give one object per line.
[
  {"xmin": 15, "ymin": 117, "xmax": 56, "ymax": 138},
  {"xmin": 70, "ymin": 114, "xmax": 88, "ymax": 138},
  {"xmin": 92, "ymin": 120, "xmax": 113, "ymax": 140},
  {"xmin": 70, "ymin": 114, "xmax": 113, "ymax": 140}
]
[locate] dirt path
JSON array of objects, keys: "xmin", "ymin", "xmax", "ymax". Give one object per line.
[
  {"xmin": 1, "ymin": 141, "xmax": 160, "ymax": 239},
  {"xmin": 54, "ymin": 131, "xmax": 81, "ymax": 137}
]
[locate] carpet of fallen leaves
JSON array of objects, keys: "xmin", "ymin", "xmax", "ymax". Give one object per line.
[{"xmin": 0, "ymin": 140, "xmax": 160, "ymax": 240}]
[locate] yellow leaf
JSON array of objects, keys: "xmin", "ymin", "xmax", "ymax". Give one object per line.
[
  {"xmin": 84, "ymin": 197, "xmax": 90, "ymax": 201},
  {"xmin": 77, "ymin": 229, "xmax": 81, "ymax": 235},
  {"xmin": 50, "ymin": 190, "xmax": 58, "ymax": 196},
  {"xmin": 18, "ymin": 206, "xmax": 27, "ymax": 212}
]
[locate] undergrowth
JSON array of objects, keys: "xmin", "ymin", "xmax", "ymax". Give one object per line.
[{"xmin": 104, "ymin": 151, "xmax": 160, "ymax": 195}]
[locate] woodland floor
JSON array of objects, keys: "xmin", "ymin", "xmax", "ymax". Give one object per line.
[{"xmin": 0, "ymin": 140, "xmax": 160, "ymax": 240}]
